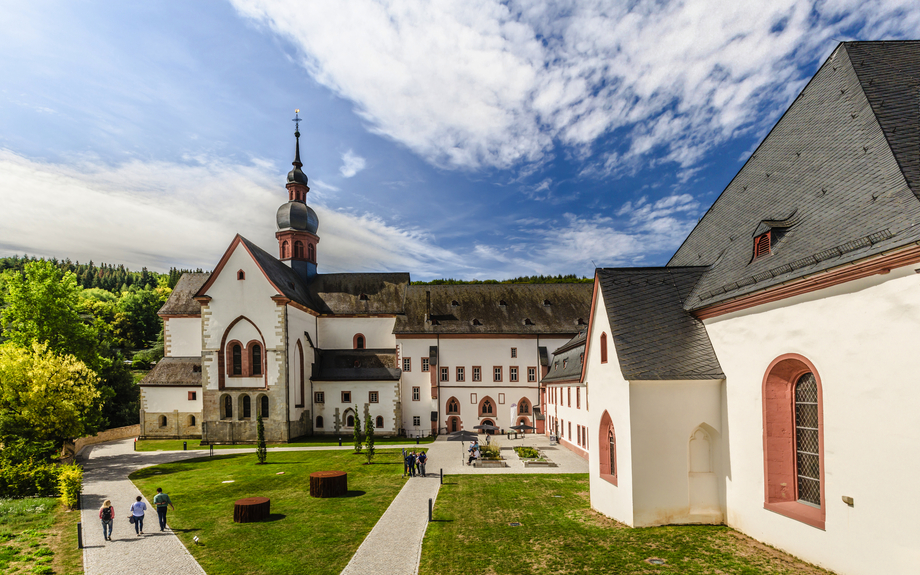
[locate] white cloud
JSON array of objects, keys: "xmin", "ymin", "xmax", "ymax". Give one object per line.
[
  {"xmin": 231, "ymin": 0, "xmax": 920, "ymax": 173},
  {"xmin": 339, "ymin": 149, "xmax": 366, "ymax": 178}
]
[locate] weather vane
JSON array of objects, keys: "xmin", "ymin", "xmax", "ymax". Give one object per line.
[{"xmin": 292, "ymin": 109, "xmax": 301, "ymax": 133}]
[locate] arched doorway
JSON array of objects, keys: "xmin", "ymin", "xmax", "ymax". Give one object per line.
[
  {"xmin": 480, "ymin": 418, "xmax": 496, "ymax": 434},
  {"xmin": 447, "ymin": 416, "xmax": 461, "ymax": 433}
]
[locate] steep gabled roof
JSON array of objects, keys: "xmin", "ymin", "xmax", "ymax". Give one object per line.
[
  {"xmin": 394, "ymin": 284, "xmax": 592, "ymax": 335},
  {"xmin": 158, "ymin": 273, "xmax": 210, "ymax": 316},
  {"xmin": 311, "ymin": 348, "xmax": 401, "ymax": 381},
  {"xmin": 598, "ymin": 267, "xmax": 724, "ymax": 380},
  {"xmin": 669, "ymin": 41, "xmax": 920, "ymax": 310},
  {"xmin": 308, "ymin": 273, "xmax": 409, "ymax": 315},
  {"xmin": 542, "ymin": 330, "xmax": 586, "ymax": 384},
  {"xmin": 139, "ymin": 357, "xmax": 201, "ymax": 387}
]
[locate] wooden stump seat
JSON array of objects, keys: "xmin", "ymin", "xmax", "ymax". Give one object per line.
[
  {"xmin": 233, "ymin": 496, "xmax": 270, "ymax": 523},
  {"xmin": 310, "ymin": 470, "xmax": 347, "ymax": 498}
]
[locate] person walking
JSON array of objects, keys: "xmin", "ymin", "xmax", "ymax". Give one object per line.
[
  {"xmin": 130, "ymin": 495, "xmax": 147, "ymax": 536},
  {"xmin": 153, "ymin": 487, "xmax": 175, "ymax": 532},
  {"xmin": 418, "ymin": 450, "xmax": 428, "ymax": 477},
  {"xmin": 99, "ymin": 500, "xmax": 115, "ymax": 541},
  {"xmin": 405, "ymin": 451, "xmax": 416, "ymax": 477}
]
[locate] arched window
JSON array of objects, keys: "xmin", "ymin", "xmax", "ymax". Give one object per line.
[
  {"xmin": 600, "ymin": 333, "xmax": 608, "ymax": 364},
  {"xmin": 316, "ymin": 416, "xmax": 324, "ymax": 428},
  {"xmin": 237, "ymin": 270, "xmax": 245, "ymax": 280},
  {"xmin": 223, "ymin": 395, "xmax": 233, "ymax": 420},
  {"xmin": 354, "ymin": 334, "xmax": 365, "ymax": 349},
  {"xmin": 231, "ymin": 344, "xmax": 242, "ymax": 375},
  {"xmin": 518, "ymin": 398, "xmax": 530, "ymax": 414},
  {"xmin": 251, "ymin": 344, "xmax": 262, "ymax": 376},
  {"xmin": 242, "ymin": 395, "xmax": 251, "ymax": 418},
  {"xmin": 295, "ymin": 340, "xmax": 305, "ymax": 407},
  {"xmin": 281, "ymin": 240, "xmax": 290, "ymax": 258},
  {"xmin": 347, "ymin": 414, "xmax": 355, "ymax": 427},
  {"xmin": 308, "ymin": 243, "xmax": 315, "ymax": 262},
  {"xmin": 763, "ymin": 354, "xmax": 824, "ymax": 529},
  {"xmin": 376, "ymin": 416, "xmax": 384, "ymax": 428},
  {"xmin": 159, "ymin": 415, "xmax": 167, "ymax": 428},
  {"xmin": 447, "ymin": 397, "xmax": 460, "ymax": 414},
  {"xmin": 188, "ymin": 415, "xmax": 196, "ymax": 427},
  {"xmin": 598, "ymin": 411, "xmax": 616, "ymax": 485},
  {"xmin": 480, "ymin": 399, "xmax": 493, "ymax": 415},
  {"xmin": 260, "ymin": 396, "xmax": 269, "ymax": 419},
  {"xmin": 294, "ymin": 241, "xmax": 304, "ymax": 258}
]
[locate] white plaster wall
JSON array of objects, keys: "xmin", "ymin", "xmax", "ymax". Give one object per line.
[
  {"xmin": 311, "ymin": 380, "xmax": 400, "ymax": 434},
  {"xmin": 705, "ymin": 263, "xmax": 920, "ymax": 575},
  {"xmin": 287, "ymin": 306, "xmax": 316, "ymax": 420},
  {"xmin": 165, "ymin": 318, "xmax": 201, "ymax": 357},
  {"xmin": 398, "ymin": 338, "xmax": 437, "ymax": 433},
  {"xmin": 317, "ymin": 317, "xmax": 396, "ymax": 349},
  {"xmin": 143, "ymin": 387, "xmax": 202, "ymax": 412},
  {"xmin": 546, "ymin": 383, "xmax": 590, "ymax": 448},
  {"xmin": 201, "ymin": 244, "xmax": 284, "ymax": 392},
  {"xmin": 585, "ymin": 289, "xmax": 634, "ymax": 526},
  {"xmin": 223, "ymin": 318, "xmax": 267, "ymax": 388},
  {"xmin": 628, "ymin": 379, "xmax": 723, "ymax": 526}
]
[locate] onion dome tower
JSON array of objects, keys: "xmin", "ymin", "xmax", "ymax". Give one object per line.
[{"xmin": 276, "ymin": 110, "xmax": 320, "ymax": 281}]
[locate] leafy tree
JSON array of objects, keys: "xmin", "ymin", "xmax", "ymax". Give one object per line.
[
  {"xmin": 364, "ymin": 413, "xmax": 375, "ymax": 464},
  {"xmin": 0, "ymin": 342, "xmax": 102, "ymax": 447},
  {"xmin": 352, "ymin": 405, "xmax": 362, "ymax": 453},
  {"xmin": 0, "ymin": 261, "xmax": 98, "ymax": 368},
  {"xmin": 256, "ymin": 413, "xmax": 267, "ymax": 464}
]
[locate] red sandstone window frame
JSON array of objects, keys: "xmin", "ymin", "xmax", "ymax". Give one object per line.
[
  {"xmin": 354, "ymin": 334, "xmax": 366, "ymax": 350},
  {"xmin": 412, "ymin": 386, "xmax": 420, "ymax": 401},
  {"xmin": 421, "ymin": 358, "xmax": 430, "ymax": 372},
  {"xmin": 369, "ymin": 391, "xmax": 379, "ymax": 403},
  {"xmin": 456, "ymin": 366, "xmax": 465, "ymax": 382},
  {"xmin": 472, "ymin": 366, "xmax": 481, "ymax": 381},
  {"xmin": 527, "ymin": 366, "xmax": 536, "ymax": 382},
  {"xmin": 314, "ymin": 391, "xmax": 324, "ymax": 404},
  {"xmin": 248, "ymin": 341, "xmax": 263, "ymax": 376},
  {"xmin": 440, "ymin": 366, "xmax": 449, "ymax": 382},
  {"xmin": 518, "ymin": 397, "xmax": 530, "ymax": 414},
  {"xmin": 237, "ymin": 269, "xmax": 245, "ymax": 280},
  {"xmin": 446, "ymin": 397, "xmax": 460, "ymax": 414},
  {"xmin": 341, "ymin": 391, "xmax": 351, "ymax": 404},
  {"xmin": 511, "ymin": 347, "xmax": 517, "ymax": 358},
  {"xmin": 598, "ymin": 410, "xmax": 617, "ymax": 485},
  {"xmin": 493, "ymin": 366, "xmax": 502, "ymax": 382},
  {"xmin": 188, "ymin": 391, "xmax": 196, "ymax": 401},
  {"xmin": 403, "ymin": 357, "xmax": 411, "ymax": 372},
  {"xmin": 600, "ymin": 333, "xmax": 608, "ymax": 364},
  {"xmin": 509, "ymin": 366, "xmax": 518, "ymax": 382},
  {"xmin": 576, "ymin": 387, "xmax": 580, "ymax": 409}
]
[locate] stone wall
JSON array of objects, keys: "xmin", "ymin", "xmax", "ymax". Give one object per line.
[
  {"xmin": 74, "ymin": 424, "xmax": 141, "ymax": 456},
  {"xmin": 139, "ymin": 410, "xmax": 202, "ymax": 439}
]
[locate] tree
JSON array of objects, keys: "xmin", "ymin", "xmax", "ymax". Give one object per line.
[
  {"xmin": 0, "ymin": 342, "xmax": 102, "ymax": 447},
  {"xmin": 0, "ymin": 261, "xmax": 98, "ymax": 368},
  {"xmin": 256, "ymin": 413, "xmax": 267, "ymax": 464},
  {"xmin": 364, "ymin": 413, "xmax": 375, "ymax": 464},
  {"xmin": 352, "ymin": 405, "xmax": 362, "ymax": 453}
]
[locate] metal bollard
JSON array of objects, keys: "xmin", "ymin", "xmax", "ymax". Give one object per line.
[
  {"xmin": 133, "ymin": 438, "xmax": 137, "ymax": 451},
  {"xmin": 209, "ymin": 444, "xmax": 213, "ymax": 457},
  {"xmin": 416, "ymin": 438, "xmax": 420, "ymax": 445},
  {"xmin": 77, "ymin": 522, "xmax": 83, "ymax": 549},
  {"xmin": 338, "ymin": 438, "xmax": 342, "ymax": 446},
  {"xmin": 183, "ymin": 441, "xmax": 187, "ymax": 451},
  {"xmin": 428, "ymin": 498, "xmax": 432, "ymax": 522},
  {"xmin": 440, "ymin": 468, "xmax": 443, "ymax": 484}
]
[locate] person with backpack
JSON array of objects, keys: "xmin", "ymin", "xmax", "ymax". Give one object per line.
[
  {"xmin": 153, "ymin": 487, "xmax": 175, "ymax": 532},
  {"xmin": 99, "ymin": 500, "xmax": 115, "ymax": 541},
  {"xmin": 130, "ymin": 495, "xmax": 147, "ymax": 536},
  {"xmin": 418, "ymin": 450, "xmax": 428, "ymax": 477},
  {"xmin": 405, "ymin": 451, "xmax": 416, "ymax": 477}
]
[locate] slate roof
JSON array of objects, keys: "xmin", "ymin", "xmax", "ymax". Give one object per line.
[
  {"xmin": 307, "ymin": 273, "xmax": 409, "ymax": 315},
  {"xmin": 312, "ymin": 348, "xmax": 401, "ymax": 381},
  {"xmin": 139, "ymin": 357, "xmax": 201, "ymax": 387},
  {"xmin": 237, "ymin": 237, "xmax": 326, "ymax": 311},
  {"xmin": 394, "ymin": 284, "xmax": 592, "ymax": 334},
  {"xmin": 598, "ymin": 268, "xmax": 724, "ymax": 380},
  {"xmin": 158, "ymin": 273, "xmax": 210, "ymax": 316},
  {"xmin": 542, "ymin": 330, "xmax": 586, "ymax": 384},
  {"xmin": 669, "ymin": 41, "xmax": 920, "ymax": 310}
]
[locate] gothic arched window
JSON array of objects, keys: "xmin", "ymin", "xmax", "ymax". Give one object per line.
[
  {"xmin": 600, "ymin": 333, "xmax": 608, "ymax": 364},
  {"xmin": 223, "ymin": 395, "xmax": 233, "ymax": 420},
  {"xmin": 482, "ymin": 400, "xmax": 493, "ymax": 415},
  {"xmin": 294, "ymin": 241, "xmax": 304, "ymax": 258},
  {"xmin": 260, "ymin": 396, "xmax": 269, "ymax": 419},
  {"xmin": 347, "ymin": 414, "xmax": 355, "ymax": 427},
  {"xmin": 308, "ymin": 243, "xmax": 315, "ymax": 261},
  {"xmin": 231, "ymin": 344, "xmax": 242, "ymax": 375},
  {"xmin": 316, "ymin": 416, "xmax": 324, "ymax": 428},
  {"xmin": 281, "ymin": 240, "xmax": 290, "ymax": 258},
  {"xmin": 447, "ymin": 398, "xmax": 459, "ymax": 414},
  {"xmin": 376, "ymin": 416, "xmax": 384, "ymax": 428},
  {"xmin": 242, "ymin": 395, "xmax": 251, "ymax": 419},
  {"xmin": 251, "ymin": 344, "xmax": 262, "ymax": 376}
]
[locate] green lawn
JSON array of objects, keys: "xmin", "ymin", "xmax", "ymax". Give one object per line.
[
  {"xmin": 130, "ymin": 449, "xmax": 410, "ymax": 575},
  {"xmin": 0, "ymin": 498, "xmax": 83, "ymax": 575},
  {"xmin": 420, "ymin": 475, "xmax": 831, "ymax": 575},
  {"xmin": 136, "ymin": 435, "xmax": 435, "ymax": 452}
]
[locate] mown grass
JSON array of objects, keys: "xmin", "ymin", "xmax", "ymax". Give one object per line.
[
  {"xmin": 420, "ymin": 475, "xmax": 832, "ymax": 575},
  {"xmin": 136, "ymin": 435, "xmax": 435, "ymax": 452},
  {"xmin": 130, "ymin": 449, "xmax": 410, "ymax": 575},
  {"xmin": 0, "ymin": 497, "xmax": 83, "ymax": 574}
]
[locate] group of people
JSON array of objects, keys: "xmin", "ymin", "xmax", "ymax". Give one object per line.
[
  {"xmin": 467, "ymin": 441, "xmax": 481, "ymax": 466},
  {"xmin": 404, "ymin": 450, "xmax": 428, "ymax": 477},
  {"xmin": 98, "ymin": 487, "xmax": 175, "ymax": 541}
]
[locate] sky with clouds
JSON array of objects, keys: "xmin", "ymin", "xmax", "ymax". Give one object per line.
[{"xmin": 1, "ymin": 1, "xmax": 918, "ymax": 280}]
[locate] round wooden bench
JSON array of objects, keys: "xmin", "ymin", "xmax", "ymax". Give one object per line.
[
  {"xmin": 310, "ymin": 470, "xmax": 347, "ymax": 498},
  {"xmin": 233, "ymin": 496, "xmax": 270, "ymax": 523}
]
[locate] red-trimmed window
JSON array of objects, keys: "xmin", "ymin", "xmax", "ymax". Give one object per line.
[
  {"xmin": 231, "ymin": 344, "xmax": 242, "ymax": 375},
  {"xmin": 600, "ymin": 333, "xmax": 608, "ymax": 364},
  {"xmin": 599, "ymin": 411, "xmax": 617, "ymax": 485},
  {"xmin": 447, "ymin": 397, "xmax": 459, "ymax": 413},
  {"xmin": 403, "ymin": 358, "xmax": 411, "ymax": 372},
  {"xmin": 509, "ymin": 367, "xmax": 518, "ymax": 382},
  {"xmin": 440, "ymin": 367, "xmax": 449, "ymax": 382},
  {"xmin": 527, "ymin": 367, "xmax": 536, "ymax": 382},
  {"xmin": 354, "ymin": 334, "xmax": 365, "ymax": 349},
  {"xmin": 456, "ymin": 366, "xmax": 465, "ymax": 381},
  {"xmin": 754, "ymin": 231, "xmax": 772, "ymax": 260},
  {"xmin": 421, "ymin": 358, "xmax": 430, "ymax": 372},
  {"xmin": 188, "ymin": 391, "xmax": 196, "ymax": 401},
  {"xmin": 237, "ymin": 270, "xmax": 245, "ymax": 280},
  {"xmin": 308, "ymin": 243, "xmax": 316, "ymax": 262},
  {"xmin": 250, "ymin": 344, "xmax": 262, "ymax": 376},
  {"xmin": 294, "ymin": 241, "xmax": 304, "ymax": 258}
]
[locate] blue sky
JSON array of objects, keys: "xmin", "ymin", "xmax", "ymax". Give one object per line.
[{"xmin": 1, "ymin": 1, "xmax": 918, "ymax": 280}]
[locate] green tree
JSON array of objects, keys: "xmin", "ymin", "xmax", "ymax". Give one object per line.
[
  {"xmin": 364, "ymin": 413, "xmax": 375, "ymax": 464},
  {"xmin": 0, "ymin": 342, "xmax": 102, "ymax": 447},
  {"xmin": 352, "ymin": 405, "xmax": 362, "ymax": 453},
  {"xmin": 0, "ymin": 261, "xmax": 98, "ymax": 368},
  {"xmin": 256, "ymin": 413, "xmax": 267, "ymax": 464}
]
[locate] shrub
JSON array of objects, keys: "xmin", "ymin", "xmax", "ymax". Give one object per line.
[
  {"xmin": 256, "ymin": 413, "xmax": 267, "ymax": 464},
  {"xmin": 0, "ymin": 461, "xmax": 61, "ymax": 498},
  {"xmin": 352, "ymin": 405, "xmax": 362, "ymax": 453},
  {"xmin": 57, "ymin": 464, "xmax": 83, "ymax": 509},
  {"xmin": 364, "ymin": 414, "xmax": 375, "ymax": 464},
  {"xmin": 514, "ymin": 446, "xmax": 540, "ymax": 459},
  {"xmin": 480, "ymin": 444, "xmax": 502, "ymax": 460}
]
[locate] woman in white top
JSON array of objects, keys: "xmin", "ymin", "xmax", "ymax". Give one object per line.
[{"xmin": 130, "ymin": 495, "xmax": 147, "ymax": 536}]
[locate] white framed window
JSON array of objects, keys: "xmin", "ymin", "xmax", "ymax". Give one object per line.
[
  {"xmin": 527, "ymin": 367, "xmax": 536, "ymax": 382},
  {"xmin": 412, "ymin": 386, "xmax": 420, "ymax": 401},
  {"xmin": 413, "ymin": 415, "xmax": 421, "ymax": 426},
  {"xmin": 422, "ymin": 358, "xmax": 430, "ymax": 372},
  {"xmin": 403, "ymin": 358, "xmax": 411, "ymax": 372},
  {"xmin": 510, "ymin": 367, "xmax": 518, "ymax": 382},
  {"xmin": 493, "ymin": 366, "xmax": 502, "ymax": 382},
  {"xmin": 472, "ymin": 366, "xmax": 481, "ymax": 381},
  {"xmin": 440, "ymin": 366, "xmax": 449, "ymax": 382},
  {"xmin": 456, "ymin": 366, "xmax": 465, "ymax": 381}
]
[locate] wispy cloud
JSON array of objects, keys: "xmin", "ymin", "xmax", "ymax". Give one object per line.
[
  {"xmin": 231, "ymin": 0, "xmax": 920, "ymax": 174},
  {"xmin": 339, "ymin": 149, "xmax": 366, "ymax": 178}
]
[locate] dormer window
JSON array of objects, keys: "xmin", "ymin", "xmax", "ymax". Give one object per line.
[
  {"xmin": 753, "ymin": 231, "xmax": 772, "ymax": 260},
  {"xmin": 359, "ymin": 293, "xmax": 369, "ymax": 301},
  {"xmin": 543, "ymin": 299, "xmax": 551, "ymax": 306},
  {"xmin": 499, "ymin": 300, "xmax": 507, "ymax": 307},
  {"xmin": 576, "ymin": 318, "xmax": 586, "ymax": 326},
  {"xmin": 523, "ymin": 318, "xmax": 534, "ymax": 326},
  {"xmin": 471, "ymin": 318, "xmax": 482, "ymax": 326},
  {"xmin": 451, "ymin": 300, "xmax": 460, "ymax": 307}
]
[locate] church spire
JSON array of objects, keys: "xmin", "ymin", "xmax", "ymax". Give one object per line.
[
  {"xmin": 277, "ymin": 109, "xmax": 319, "ymax": 281},
  {"xmin": 292, "ymin": 109, "xmax": 303, "ymax": 168}
]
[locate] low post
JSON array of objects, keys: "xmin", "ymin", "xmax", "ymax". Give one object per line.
[
  {"xmin": 416, "ymin": 438, "xmax": 420, "ymax": 445},
  {"xmin": 338, "ymin": 437, "xmax": 342, "ymax": 447},
  {"xmin": 402, "ymin": 448, "xmax": 406, "ymax": 477},
  {"xmin": 440, "ymin": 468, "xmax": 443, "ymax": 484},
  {"xmin": 133, "ymin": 438, "xmax": 137, "ymax": 451},
  {"xmin": 209, "ymin": 444, "xmax": 214, "ymax": 457},
  {"xmin": 183, "ymin": 441, "xmax": 187, "ymax": 451},
  {"xmin": 77, "ymin": 522, "xmax": 83, "ymax": 549},
  {"xmin": 428, "ymin": 498, "xmax": 432, "ymax": 522}
]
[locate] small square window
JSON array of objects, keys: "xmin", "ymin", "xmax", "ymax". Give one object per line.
[
  {"xmin": 493, "ymin": 366, "xmax": 502, "ymax": 382},
  {"xmin": 472, "ymin": 366, "xmax": 481, "ymax": 381},
  {"xmin": 511, "ymin": 347, "xmax": 517, "ymax": 358},
  {"xmin": 413, "ymin": 416, "xmax": 421, "ymax": 426},
  {"xmin": 527, "ymin": 367, "xmax": 536, "ymax": 382},
  {"xmin": 456, "ymin": 366, "xmax": 465, "ymax": 382},
  {"xmin": 188, "ymin": 391, "xmax": 197, "ymax": 401},
  {"xmin": 412, "ymin": 386, "xmax": 420, "ymax": 401},
  {"xmin": 510, "ymin": 367, "xmax": 518, "ymax": 382},
  {"xmin": 403, "ymin": 358, "xmax": 411, "ymax": 372},
  {"xmin": 440, "ymin": 366, "xmax": 449, "ymax": 382},
  {"xmin": 315, "ymin": 391, "xmax": 325, "ymax": 403},
  {"xmin": 422, "ymin": 358, "xmax": 430, "ymax": 372},
  {"xmin": 369, "ymin": 391, "xmax": 379, "ymax": 403},
  {"xmin": 342, "ymin": 391, "xmax": 351, "ymax": 404}
]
